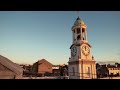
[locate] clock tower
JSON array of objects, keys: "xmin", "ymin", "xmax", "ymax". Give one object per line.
[{"xmin": 68, "ymin": 16, "xmax": 97, "ymax": 79}]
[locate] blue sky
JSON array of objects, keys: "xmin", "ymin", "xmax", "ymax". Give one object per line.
[{"xmin": 0, "ymin": 11, "xmax": 120, "ymax": 65}]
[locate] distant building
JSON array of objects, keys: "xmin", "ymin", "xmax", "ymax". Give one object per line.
[
  {"xmin": 107, "ymin": 64, "xmax": 120, "ymax": 75},
  {"xmin": 19, "ymin": 64, "xmax": 33, "ymax": 77},
  {"xmin": 0, "ymin": 55, "xmax": 23, "ymax": 79},
  {"xmin": 32, "ymin": 59, "xmax": 53, "ymax": 76},
  {"xmin": 96, "ymin": 63, "xmax": 120, "ymax": 78},
  {"xmin": 52, "ymin": 64, "xmax": 68, "ymax": 76},
  {"xmin": 52, "ymin": 65, "xmax": 60, "ymax": 76}
]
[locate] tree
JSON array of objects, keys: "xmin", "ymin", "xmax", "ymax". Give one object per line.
[{"xmin": 59, "ymin": 64, "xmax": 68, "ymax": 76}]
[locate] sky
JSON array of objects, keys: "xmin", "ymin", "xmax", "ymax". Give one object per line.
[{"xmin": 0, "ymin": 11, "xmax": 120, "ymax": 65}]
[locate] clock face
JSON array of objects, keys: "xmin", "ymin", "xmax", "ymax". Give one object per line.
[
  {"xmin": 82, "ymin": 45, "xmax": 90, "ymax": 56},
  {"xmin": 71, "ymin": 46, "xmax": 77, "ymax": 57}
]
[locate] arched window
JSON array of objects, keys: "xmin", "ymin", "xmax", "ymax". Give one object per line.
[{"xmin": 77, "ymin": 35, "xmax": 80, "ymax": 40}]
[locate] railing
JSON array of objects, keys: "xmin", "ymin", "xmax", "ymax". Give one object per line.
[{"xmin": 68, "ymin": 72, "xmax": 97, "ymax": 79}]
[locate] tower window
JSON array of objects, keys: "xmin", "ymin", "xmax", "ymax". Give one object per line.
[
  {"xmin": 77, "ymin": 28, "xmax": 80, "ymax": 34},
  {"xmin": 73, "ymin": 29, "xmax": 75, "ymax": 33},
  {"xmin": 82, "ymin": 28, "xmax": 85, "ymax": 32},
  {"xmin": 77, "ymin": 35, "xmax": 80, "ymax": 40}
]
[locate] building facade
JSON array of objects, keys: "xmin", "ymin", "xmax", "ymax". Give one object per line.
[
  {"xmin": 52, "ymin": 65, "xmax": 60, "ymax": 76},
  {"xmin": 32, "ymin": 59, "xmax": 53, "ymax": 76},
  {"xmin": 96, "ymin": 63, "xmax": 120, "ymax": 78},
  {"xmin": 68, "ymin": 16, "xmax": 97, "ymax": 79}
]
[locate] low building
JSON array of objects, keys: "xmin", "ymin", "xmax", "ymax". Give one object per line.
[
  {"xmin": 96, "ymin": 63, "xmax": 120, "ymax": 78},
  {"xmin": 52, "ymin": 64, "xmax": 68, "ymax": 76},
  {"xmin": 52, "ymin": 65, "xmax": 60, "ymax": 76},
  {"xmin": 0, "ymin": 55, "xmax": 23, "ymax": 79},
  {"xmin": 32, "ymin": 59, "xmax": 53, "ymax": 76},
  {"xmin": 107, "ymin": 64, "xmax": 120, "ymax": 75},
  {"xmin": 19, "ymin": 64, "xmax": 33, "ymax": 77}
]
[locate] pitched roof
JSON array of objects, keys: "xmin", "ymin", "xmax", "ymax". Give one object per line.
[
  {"xmin": 0, "ymin": 55, "xmax": 23, "ymax": 75},
  {"xmin": 38, "ymin": 59, "xmax": 53, "ymax": 66}
]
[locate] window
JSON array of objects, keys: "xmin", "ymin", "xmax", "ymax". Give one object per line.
[
  {"xmin": 72, "ymin": 67, "xmax": 75, "ymax": 76},
  {"xmin": 73, "ymin": 29, "xmax": 75, "ymax": 33},
  {"xmin": 77, "ymin": 35, "xmax": 80, "ymax": 40},
  {"xmin": 83, "ymin": 37, "xmax": 85, "ymax": 40},
  {"xmin": 77, "ymin": 28, "xmax": 80, "ymax": 34},
  {"xmin": 82, "ymin": 28, "xmax": 85, "ymax": 32},
  {"xmin": 87, "ymin": 67, "xmax": 90, "ymax": 77}
]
